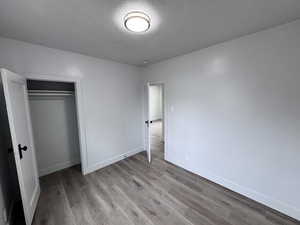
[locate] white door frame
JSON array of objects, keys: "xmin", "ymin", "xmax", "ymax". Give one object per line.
[
  {"xmin": 25, "ymin": 73, "xmax": 88, "ymax": 175},
  {"xmin": 145, "ymin": 82, "xmax": 167, "ymax": 161}
]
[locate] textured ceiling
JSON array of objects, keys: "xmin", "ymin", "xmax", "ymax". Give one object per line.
[{"xmin": 0, "ymin": 0, "xmax": 300, "ymax": 66}]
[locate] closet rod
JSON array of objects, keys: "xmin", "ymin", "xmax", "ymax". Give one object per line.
[{"xmin": 28, "ymin": 90, "xmax": 74, "ymax": 96}]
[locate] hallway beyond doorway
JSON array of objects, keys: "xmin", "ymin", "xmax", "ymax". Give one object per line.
[{"xmin": 150, "ymin": 120, "xmax": 164, "ymax": 159}]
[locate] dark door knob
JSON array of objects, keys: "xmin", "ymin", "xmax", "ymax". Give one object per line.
[
  {"xmin": 18, "ymin": 144, "xmax": 27, "ymax": 159},
  {"xmin": 145, "ymin": 120, "xmax": 153, "ymax": 127}
]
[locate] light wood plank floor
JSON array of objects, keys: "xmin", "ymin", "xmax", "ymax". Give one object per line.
[{"xmin": 33, "ymin": 122, "xmax": 299, "ymax": 225}]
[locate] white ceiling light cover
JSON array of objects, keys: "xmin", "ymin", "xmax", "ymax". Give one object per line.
[{"xmin": 124, "ymin": 11, "xmax": 151, "ymax": 33}]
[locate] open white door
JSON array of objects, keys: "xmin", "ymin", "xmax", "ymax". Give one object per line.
[
  {"xmin": 0, "ymin": 69, "xmax": 40, "ymax": 225},
  {"xmin": 145, "ymin": 83, "xmax": 151, "ymax": 163}
]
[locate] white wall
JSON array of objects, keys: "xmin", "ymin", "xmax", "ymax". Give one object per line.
[
  {"xmin": 29, "ymin": 95, "xmax": 80, "ymax": 176},
  {"xmin": 0, "ymin": 37, "xmax": 144, "ymax": 174},
  {"xmin": 142, "ymin": 20, "xmax": 300, "ymax": 220},
  {"xmin": 149, "ymin": 85, "xmax": 162, "ymax": 121}
]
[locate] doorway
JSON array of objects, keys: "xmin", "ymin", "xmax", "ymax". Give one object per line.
[
  {"xmin": 25, "ymin": 74, "xmax": 87, "ymax": 175},
  {"xmin": 145, "ymin": 83, "xmax": 165, "ymax": 163},
  {"xmin": 26, "ymin": 80, "xmax": 81, "ymax": 177}
]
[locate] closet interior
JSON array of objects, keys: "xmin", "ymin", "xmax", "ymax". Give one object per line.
[{"xmin": 27, "ymin": 80, "xmax": 81, "ymax": 177}]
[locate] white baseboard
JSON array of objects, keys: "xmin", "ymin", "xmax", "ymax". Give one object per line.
[
  {"xmin": 85, "ymin": 147, "xmax": 144, "ymax": 175},
  {"xmin": 165, "ymin": 156, "xmax": 300, "ymax": 221},
  {"xmin": 39, "ymin": 159, "xmax": 80, "ymax": 177}
]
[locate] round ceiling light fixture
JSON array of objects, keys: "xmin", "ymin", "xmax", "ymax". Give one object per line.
[{"xmin": 124, "ymin": 11, "xmax": 150, "ymax": 33}]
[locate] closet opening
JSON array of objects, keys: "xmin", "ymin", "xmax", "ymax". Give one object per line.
[{"xmin": 27, "ymin": 79, "xmax": 82, "ymax": 177}]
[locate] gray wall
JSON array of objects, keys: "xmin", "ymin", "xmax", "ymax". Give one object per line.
[
  {"xmin": 0, "ymin": 36, "xmax": 144, "ymax": 174},
  {"xmin": 142, "ymin": 20, "xmax": 300, "ymax": 220}
]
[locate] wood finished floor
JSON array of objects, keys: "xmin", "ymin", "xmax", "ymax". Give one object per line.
[{"xmin": 33, "ymin": 121, "xmax": 299, "ymax": 225}]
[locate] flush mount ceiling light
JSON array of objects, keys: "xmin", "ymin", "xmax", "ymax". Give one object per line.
[{"xmin": 124, "ymin": 11, "xmax": 150, "ymax": 33}]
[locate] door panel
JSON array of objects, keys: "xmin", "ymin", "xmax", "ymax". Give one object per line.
[{"xmin": 1, "ymin": 69, "xmax": 40, "ymax": 225}]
